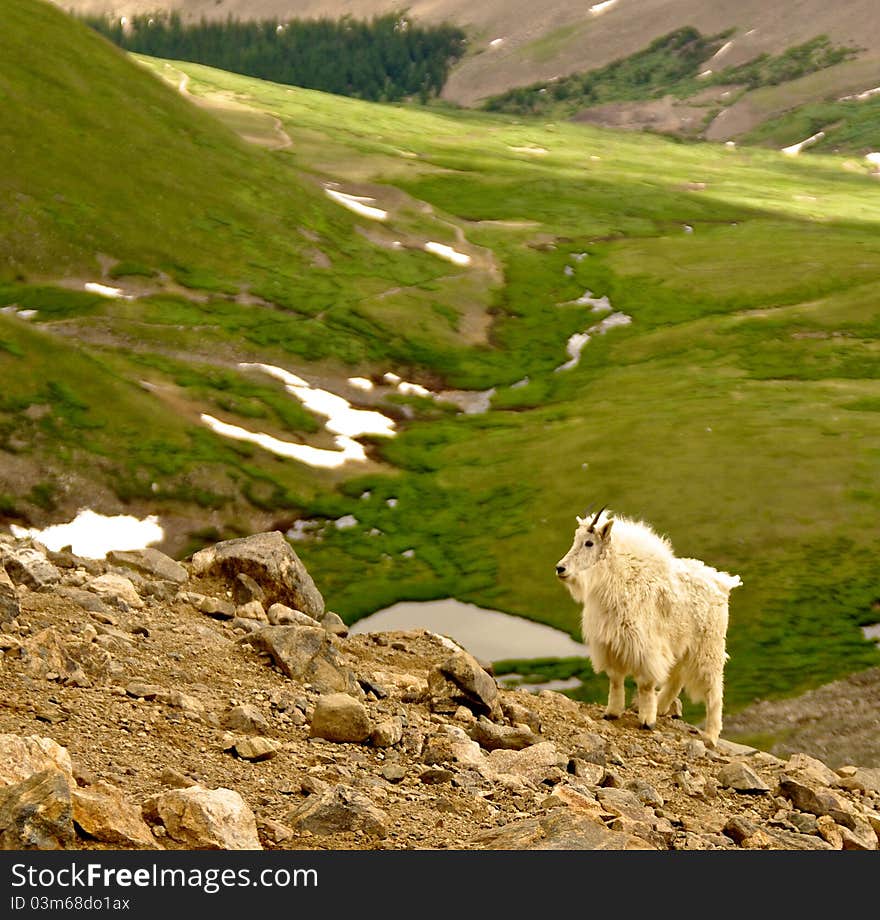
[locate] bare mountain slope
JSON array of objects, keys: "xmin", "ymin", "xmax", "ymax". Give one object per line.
[{"xmin": 56, "ymin": 0, "xmax": 880, "ymax": 107}]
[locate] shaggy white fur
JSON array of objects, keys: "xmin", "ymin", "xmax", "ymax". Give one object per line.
[{"xmin": 556, "ymin": 509, "xmax": 741, "ymax": 745}]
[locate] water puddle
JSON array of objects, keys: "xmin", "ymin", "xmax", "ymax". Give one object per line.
[{"xmin": 350, "ymin": 597, "xmax": 589, "ymax": 662}]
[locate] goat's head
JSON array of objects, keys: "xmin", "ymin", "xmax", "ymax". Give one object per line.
[{"xmin": 555, "ymin": 506, "xmax": 614, "ymax": 584}]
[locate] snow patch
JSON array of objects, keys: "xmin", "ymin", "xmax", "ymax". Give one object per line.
[
  {"xmin": 424, "ymin": 242, "xmax": 471, "ymax": 266},
  {"xmin": 12, "ymin": 509, "xmax": 163, "ymax": 559},
  {"xmin": 325, "ymin": 188, "xmax": 387, "ymax": 221},
  {"xmin": 589, "ymin": 0, "xmax": 619, "ymax": 14},
  {"xmin": 348, "ymin": 377, "xmax": 374, "ymax": 391},
  {"xmin": 782, "ymin": 132, "xmax": 825, "ymax": 156},
  {"xmin": 84, "ymin": 282, "xmax": 132, "ymax": 300}
]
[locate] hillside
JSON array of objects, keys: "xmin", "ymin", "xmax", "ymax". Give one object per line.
[
  {"xmin": 2, "ymin": 1, "xmax": 879, "ymax": 723},
  {"xmin": 57, "ymin": 0, "xmax": 880, "ymax": 135},
  {"xmin": 0, "ymin": 531, "xmax": 878, "ymax": 853}
]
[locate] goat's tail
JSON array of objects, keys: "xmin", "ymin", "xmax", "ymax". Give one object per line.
[{"xmin": 715, "ymin": 571, "xmax": 743, "ymax": 592}]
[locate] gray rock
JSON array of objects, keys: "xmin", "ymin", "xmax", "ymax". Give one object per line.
[
  {"xmin": 244, "ymin": 625, "xmax": 358, "ymax": 695},
  {"xmin": 72, "ymin": 781, "xmax": 160, "ymax": 849},
  {"xmin": 572, "ymin": 731, "xmax": 607, "ymax": 766},
  {"xmin": 191, "ymin": 532, "xmax": 324, "ymax": 618},
  {"xmin": 625, "ymin": 780, "xmax": 664, "ymax": 808},
  {"xmin": 107, "ymin": 548, "xmax": 188, "ymax": 585},
  {"xmin": 488, "ymin": 742, "xmax": 562, "ymax": 784},
  {"xmin": 784, "ymin": 753, "xmax": 840, "ymax": 787},
  {"xmin": 568, "ymin": 759, "xmax": 605, "ymax": 785},
  {"xmin": 381, "ymin": 763, "xmax": 407, "ymax": 783},
  {"xmin": 790, "ymin": 812, "xmax": 820, "ymax": 834},
  {"xmin": 840, "ymin": 820, "xmax": 878, "ymax": 851},
  {"xmin": 309, "ymin": 694, "xmax": 372, "ymax": 743},
  {"xmin": 259, "ymin": 819, "xmax": 293, "ymax": 845},
  {"xmin": 500, "ymin": 699, "xmax": 541, "ymax": 733},
  {"xmin": 267, "ymin": 603, "xmax": 315, "ymax": 627},
  {"xmin": 159, "ymin": 768, "xmax": 196, "ymax": 789},
  {"xmin": 0, "ymin": 768, "xmax": 74, "ymax": 849},
  {"xmin": 468, "ymin": 717, "xmax": 540, "ymax": 751},
  {"xmin": 224, "ymin": 704, "xmax": 269, "ymax": 735},
  {"xmin": 126, "ymin": 681, "xmax": 165, "ymax": 701},
  {"xmin": 842, "ymin": 767, "xmax": 880, "ymax": 795},
  {"xmin": 190, "ymin": 594, "xmax": 235, "ymax": 619},
  {"xmin": 714, "ymin": 739, "xmax": 758, "ymax": 758},
  {"xmin": 597, "ymin": 788, "xmax": 658, "ymax": 824},
  {"xmin": 470, "ymin": 808, "xmax": 654, "ymax": 850},
  {"xmin": 144, "ymin": 786, "xmax": 261, "ymax": 849},
  {"xmin": 778, "ymin": 777, "xmax": 857, "ymax": 828},
  {"xmin": 20, "ymin": 627, "xmax": 90, "ymax": 686},
  {"xmin": 421, "ymin": 768, "xmax": 454, "ymax": 784},
  {"xmin": 723, "ymin": 815, "xmax": 760, "ymax": 845},
  {"xmin": 0, "ymin": 565, "xmax": 19, "ymax": 624},
  {"xmin": 0, "ymin": 546, "xmax": 61, "ymax": 590},
  {"xmin": 287, "ymin": 785, "xmax": 388, "ymax": 838},
  {"xmin": 54, "ymin": 586, "xmax": 110, "ymax": 615},
  {"xmin": 717, "ymin": 761, "xmax": 770, "ymax": 793},
  {"xmin": 430, "ymin": 650, "xmax": 497, "ymax": 715},
  {"xmin": 421, "ymin": 726, "xmax": 485, "ymax": 769}
]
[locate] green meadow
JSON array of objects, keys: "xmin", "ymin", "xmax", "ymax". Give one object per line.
[{"xmin": 2, "ymin": 0, "xmax": 879, "ymax": 715}]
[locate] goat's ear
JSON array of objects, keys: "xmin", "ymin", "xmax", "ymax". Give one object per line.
[
  {"xmin": 576, "ymin": 515, "xmax": 586, "ymax": 526},
  {"xmin": 600, "ymin": 519, "xmax": 613, "ymax": 539}
]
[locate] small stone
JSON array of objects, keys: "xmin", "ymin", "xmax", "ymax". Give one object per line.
[
  {"xmin": 421, "ymin": 768, "xmax": 454, "ymax": 784},
  {"xmin": 287, "ymin": 785, "xmax": 387, "ymax": 838},
  {"xmin": 193, "ymin": 595, "xmax": 236, "ymax": 619},
  {"xmin": 469, "ymin": 717, "xmax": 540, "ymax": 751},
  {"xmin": 717, "ymin": 761, "xmax": 770, "ymax": 793},
  {"xmin": 381, "ymin": 763, "xmax": 407, "ymax": 783},
  {"xmin": 0, "ymin": 734, "xmax": 73, "ymax": 786},
  {"xmin": 236, "ymin": 601, "xmax": 268, "ymax": 622},
  {"xmin": 267, "ymin": 603, "xmax": 315, "ymax": 626},
  {"xmin": 784, "ymin": 753, "xmax": 840, "ymax": 788},
  {"xmin": 790, "ymin": 812, "xmax": 819, "ymax": 834},
  {"xmin": 470, "ymin": 808, "xmax": 653, "ymax": 850},
  {"xmin": 309, "ymin": 694, "xmax": 372, "ymax": 743},
  {"xmin": 500, "ymin": 699, "xmax": 541, "ymax": 733},
  {"xmin": 107, "ymin": 548, "xmax": 187, "ymax": 585},
  {"xmin": 126, "ymin": 681, "xmax": 164, "ymax": 701},
  {"xmin": 87, "ymin": 573, "xmax": 144, "ymax": 609},
  {"xmin": 572, "ymin": 731, "xmax": 606, "ymax": 766},
  {"xmin": 816, "ymin": 815, "xmax": 843, "ymax": 849},
  {"xmin": 431, "ymin": 650, "xmax": 498, "ymax": 714},
  {"xmin": 319, "ymin": 611, "xmax": 349, "ymax": 636},
  {"xmin": 488, "ymin": 742, "xmax": 562, "ymax": 785},
  {"xmin": 371, "ymin": 717, "xmax": 404, "ymax": 748},
  {"xmin": 1, "ymin": 546, "xmax": 61, "ymax": 591},
  {"xmin": 234, "ymin": 737, "xmax": 281, "ymax": 762},
  {"xmin": 0, "ymin": 565, "xmax": 20, "ymax": 624},
  {"xmin": 224, "ymin": 704, "xmax": 270, "ymax": 735},
  {"xmin": 723, "ymin": 815, "xmax": 760, "ymax": 845},
  {"xmin": 625, "ymin": 780, "xmax": 664, "ymax": 808},
  {"xmin": 259, "ymin": 818, "xmax": 293, "ymax": 845},
  {"xmin": 568, "ymin": 759, "xmax": 605, "ymax": 785},
  {"xmin": 159, "ymin": 768, "xmax": 196, "ymax": 789}
]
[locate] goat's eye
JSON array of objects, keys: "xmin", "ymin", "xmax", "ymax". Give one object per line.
[{"xmin": 584, "ymin": 540, "xmax": 593, "ymax": 548}]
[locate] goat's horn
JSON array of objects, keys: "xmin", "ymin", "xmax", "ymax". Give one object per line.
[{"xmin": 590, "ymin": 506, "xmax": 606, "ymax": 528}]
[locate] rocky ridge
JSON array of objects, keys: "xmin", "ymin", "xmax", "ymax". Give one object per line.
[{"xmin": 0, "ymin": 531, "xmax": 878, "ymax": 852}]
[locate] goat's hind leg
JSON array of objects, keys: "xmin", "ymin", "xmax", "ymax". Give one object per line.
[
  {"xmin": 603, "ymin": 671, "xmax": 626, "ymax": 719},
  {"xmin": 657, "ymin": 669, "xmax": 684, "ymax": 719}
]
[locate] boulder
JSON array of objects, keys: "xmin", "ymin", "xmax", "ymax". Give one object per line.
[
  {"xmin": 267, "ymin": 603, "xmax": 316, "ymax": 627},
  {"xmin": 309, "ymin": 694, "xmax": 372, "ymax": 743},
  {"xmin": 0, "ymin": 734, "xmax": 73, "ymax": 787},
  {"xmin": 86, "ymin": 573, "xmax": 144, "ymax": 609},
  {"xmin": 191, "ymin": 532, "xmax": 324, "ymax": 618},
  {"xmin": 429, "ymin": 650, "xmax": 497, "ymax": 715},
  {"xmin": 717, "ymin": 761, "xmax": 770, "ymax": 793},
  {"xmin": 224, "ymin": 704, "xmax": 269, "ymax": 735},
  {"xmin": 144, "ymin": 786, "xmax": 261, "ymax": 849},
  {"xmin": 72, "ymin": 781, "xmax": 160, "ymax": 849},
  {"xmin": 0, "ymin": 768, "xmax": 74, "ymax": 849},
  {"xmin": 233, "ymin": 737, "xmax": 281, "ymax": 762}
]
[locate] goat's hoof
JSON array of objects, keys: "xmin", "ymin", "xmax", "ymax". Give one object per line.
[
  {"xmin": 640, "ymin": 722, "xmax": 655, "ymax": 732},
  {"xmin": 602, "ymin": 712, "xmax": 621, "ymax": 721}
]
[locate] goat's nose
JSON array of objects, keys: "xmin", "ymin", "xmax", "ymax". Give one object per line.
[{"xmin": 555, "ymin": 565, "xmax": 566, "ymax": 576}]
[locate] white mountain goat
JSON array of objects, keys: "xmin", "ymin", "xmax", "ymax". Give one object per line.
[{"xmin": 555, "ymin": 507, "xmax": 741, "ymax": 745}]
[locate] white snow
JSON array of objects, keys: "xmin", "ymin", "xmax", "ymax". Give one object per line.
[
  {"xmin": 17, "ymin": 309, "xmax": 38, "ymax": 320},
  {"xmin": 240, "ymin": 363, "xmax": 396, "ymax": 439},
  {"xmin": 711, "ymin": 41, "xmax": 734, "ymax": 60},
  {"xmin": 590, "ymin": 0, "xmax": 619, "ymax": 14},
  {"xmin": 555, "ymin": 314, "xmax": 632, "ymax": 372},
  {"xmin": 781, "ymin": 132, "xmax": 825, "ymax": 156},
  {"xmin": 489, "ymin": 38, "xmax": 504, "ymax": 47},
  {"xmin": 334, "ymin": 515, "xmax": 359, "ymax": 530},
  {"xmin": 383, "ymin": 372, "xmax": 401, "ymax": 385},
  {"xmin": 201, "ymin": 414, "xmax": 367, "ymax": 468},
  {"xmin": 325, "ymin": 188, "xmax": 387, "ymax": 221},
  {"xmin": 572, "ymin": 290, "xmax": 612, "ymax": 312},
  {"xmin": 11, "ymin": 509, "xmax": 163, "ymax": 559},
  {"xmin": 84, "ymin": 282, "xmax": 132, "ymax": 299},
  {"xmin": 508, "ymin": 145, "xmax": 548, "ymax": 155},
  {"xmin": 839, "ymin": 86, "xmax": 880, "ymax": 101},
  {"xmin": 396, "ymin": 380, "xmax": 431, "ymax": 398},
  {"xmin": 865, "ymin": 152, "xmax": 880, "ymax": 167},
  {"xmin": 348, "ymin": 377, "xmax": 374, "ymax": 391},
  {"xmin": 424, "ymin": 241, "xmax": 471, "ymax": 266},
  {"xmin": 699, "ymin": 69, "xmax": 713, "ymax": 78}
]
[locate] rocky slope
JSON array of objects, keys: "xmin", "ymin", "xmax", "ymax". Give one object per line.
[{"xmin": 1, "ymin": 531, "xmax": 878, "ymax": 851}]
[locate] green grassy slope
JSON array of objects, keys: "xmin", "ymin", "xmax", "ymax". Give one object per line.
[
  {"xmin": 1, "ymin": 4, "xmax": 878, "ymax": 715},
  {"xmin": 160, "ymin": 62, "xmax": 880, "ymax": 710}
]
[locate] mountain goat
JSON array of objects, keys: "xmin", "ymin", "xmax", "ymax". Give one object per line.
[{"xmin": 555, "ymin": 507, "xmax": 741, "ymax": 745}]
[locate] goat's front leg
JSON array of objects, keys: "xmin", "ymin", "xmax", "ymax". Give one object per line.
[
  {"xmin": 637, "ymin": 680, "xmax": 658, "ymax": 730},
  {"xmin": 604, "ymin": 671, "xmax": 626, "ymax": 719}
]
